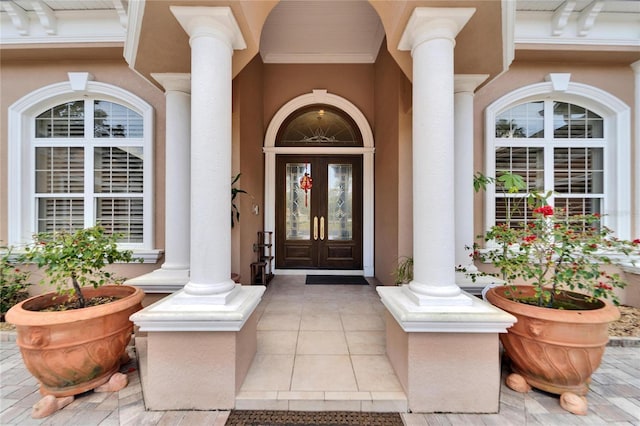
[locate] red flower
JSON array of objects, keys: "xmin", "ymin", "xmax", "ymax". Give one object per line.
[
  {"xmin": 523, "ymin": 235, "xmax": 537, "ymax": 243},
  {"xmin": 633, "ymin": 238, "xmax": 640, "ymax": 245},
  {"xmin": 533, "ymin": 205, "xmax": 554, "ymax": 217},
  {"xmin": 597, "ymin": 282, "xmax": 612, "ymax": 290}
]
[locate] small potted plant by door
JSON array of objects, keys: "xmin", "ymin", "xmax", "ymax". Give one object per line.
[
  {"xmin": 6, "ymin": 226, "xmax": 144, "ymax": 417},
  {"xmin": 475, "ymin": 173, "xmax": 639, "ymax": 415}
]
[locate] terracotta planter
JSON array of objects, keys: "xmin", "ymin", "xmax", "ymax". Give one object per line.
[
  {"xmin": 486, "ymin": 285, "xmax": 619, "ymax": 396},
  {"xmin": 6, "ymin": 285, "xmax": 144, "ymax": 397}
]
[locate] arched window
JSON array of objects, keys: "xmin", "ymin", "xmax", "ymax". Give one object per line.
[
  {"xmin": 8, "ymin": 81, "xmax": 154, "ymax": 250},
  {"xmin": 276, "ymin": 104, "xmax": 363, "ymax": 147},
  {"xmin": 485, "ymin": 81, "xmax": 631, "ymax": 239},
  {"xmin": 34, "ymin": 99, "xmax": 144, "ymax": 242}
]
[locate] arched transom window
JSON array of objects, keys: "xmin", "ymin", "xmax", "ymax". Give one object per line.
[{"xmin": 276, "ymin": 104, "xmax": 363, "ymax": 147}]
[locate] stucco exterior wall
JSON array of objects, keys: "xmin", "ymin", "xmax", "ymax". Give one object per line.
[
  {"xmin": 0, "ymin": 57, "xmax": 166, "ymax": 282},
  {"xmin": 234, "ymin": 55, "xmax": 266, "ymax": 283},
  {"xmin": 262, "ymin": 64, "xmax": 375, "ymax": 132},
  {"xmin": 473, "ymin": 61, "xmax": 637, "ymax": 241},
  {"xmin": 373, "ymin": 46, "xmax": 413, "ymax": 285},
  {"xmin": 472, "ymin": 61, "xmax": 639, "ymax": 304}
]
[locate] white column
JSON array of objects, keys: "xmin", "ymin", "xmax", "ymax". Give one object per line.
[
  {"xmin": 632, "ymin": 60, "xmax": 640, "ymax": 238},
  {"xmin": 454, "ymin": 75, "xmax": 488, "ymax": 272},
  {"xmin": 124, "ymin": 74, "xmax": 192, "ymax": 292},
  {"xmin": 376, "ymin": 11, "xmax": 517, "ymax": 409},
  {"xmin": 152, "ymin": 73, "xmax": 191, "ymax": 274},
  {"xmin": 171, "ymin": 6, "xmax": 246, "ymax": 301},
  {"xmin": 399, "ymin": 8, "xmax": 475, "ymax": 305}
]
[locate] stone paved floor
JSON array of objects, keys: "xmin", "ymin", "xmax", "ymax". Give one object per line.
[
  {"xmin": 2, "ymin": 332, "xmax": 639, "ymax": 425},
  {"xmin": 2, "ymin": 277, "xmax": 639, "ymax": 425}
]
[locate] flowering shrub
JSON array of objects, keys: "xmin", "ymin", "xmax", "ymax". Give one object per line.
[
  {"xmin": 474, "ymin": 172, "xmax": 639, "ymax": 308},
  {"xmin": 22, "ymin": 226, "xmax": 140, "ymax": 309},
  {"xmin": 0, "ymin": 246, "xmax": 31, "ymax": 319}
]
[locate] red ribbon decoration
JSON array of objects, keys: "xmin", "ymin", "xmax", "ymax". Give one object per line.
[{"xmin": 299, "ymin": 172, "xmax": 313, "ymax": 207}]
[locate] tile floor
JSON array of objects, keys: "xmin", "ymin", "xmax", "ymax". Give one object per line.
[{"xmin": 236, "ymin": 275, "xmax": 408, "ymax": 412}]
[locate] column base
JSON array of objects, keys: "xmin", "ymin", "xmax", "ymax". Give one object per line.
[
  {"xmin": 403, "ymin": 284, "xmax": 473, "ymax": 306},
  {"xmin": 455, "ymin": 271, "xmax": 505, "ymax": 297},
  {"xmin": 124, "ymin": 268, "xmax": 189, "ymax": 293},
  {"xmin": 131, "ymin": 285, "xmax": 265, "ymax": 332},
  {"xmin": 176, "ymin": 283, "xmax": 241, "ymax": 305},
  {"xmin": 379, "ymin": 286, "xmax": 516, "ymax": 333}
]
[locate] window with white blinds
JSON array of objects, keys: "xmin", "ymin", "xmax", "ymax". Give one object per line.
[
  {"xmin": 491, "ymin": 100, "xmax": 605, "ymax": 228},
  {"xmin": 34, "ymin": 100, "xmax": 145, "ymax": 243}
]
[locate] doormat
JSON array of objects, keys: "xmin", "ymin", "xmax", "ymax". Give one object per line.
[
  {"xmin": 305, "ymin": 275, "xmax": 369, "ymax": 285},
  {"xmin": 225, "ymin": 410, "xmax": 403, "ymax": 426}
]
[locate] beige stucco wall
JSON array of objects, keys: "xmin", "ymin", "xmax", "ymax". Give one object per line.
[
  {"xmin": 373, "ymin": 45, "xmax": 413, "ymax": 284},
  {"xmin": 233, "ymin": 55, "xmax": 266, "ymax": 283},
  {"xmin": 262, "ymin": 63, "xmax": 375, "ymax": 128},
  {"xmin": 473, "ymin": 61, "xmax": 637, "ymax": 241},
  {"xmin": 0, "ymin": 56, "xmax": 167, "ymax": 285},
  {"xmin": 472, "ymin": 61, "xmax": 638, "ymax": 305}
]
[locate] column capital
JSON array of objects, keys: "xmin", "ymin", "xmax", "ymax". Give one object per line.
[
  {"xmin": 151, "ymin": 73, "xmax": 191, "ymax": 94},
  {"xmin": 170, "ymin": 6, "xmax": 246, "ymax": 51},
  {"xmin": 631, "ymin": 60, "xmax": 640, "ymax": 73},
  {"xmin": 454, "ymin": 74, "xmax": 489, "ymax": 94},
  {"xmin": 399, "ymin": 7, "xmax": 475, "ymax": 53}
]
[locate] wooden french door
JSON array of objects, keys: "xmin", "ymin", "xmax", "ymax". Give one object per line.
[{"xmin": 276, "ymin": 155, "xmax": 362, "ymax": 269}]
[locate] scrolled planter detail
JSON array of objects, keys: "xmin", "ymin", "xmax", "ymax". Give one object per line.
[
  {"xmin": 486, "ymin": 285, "xmax": 619, "ymax": 396},
  {"xmin": 6, "ymin": 285, "xmax": 144, "ymax": 397}
]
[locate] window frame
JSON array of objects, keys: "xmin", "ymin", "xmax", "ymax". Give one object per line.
[
  {"xmin": 8, "ymin": 81, "xmax": 155, "ymax": 251},
  {"xmin": 484, "ymin": 81, "xmax": 631, "ymax": 240}
]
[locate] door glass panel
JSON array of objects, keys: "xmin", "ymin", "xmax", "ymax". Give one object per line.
[
  {"xmin": 285, "ymin": 163, "xmax": 310, "ymax": 240},
  {"xmin": 328, "ymin": 163, "xmax": 352, "ymax": 240}
]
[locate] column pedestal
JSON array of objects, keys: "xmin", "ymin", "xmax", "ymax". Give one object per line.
[
  {"xmin": 378, "ymin": 286, "xmax": 516, "ymax": 413},
  {"xmin": 131, "ymin": 285, "xmax": 265, "ymax": 410}
]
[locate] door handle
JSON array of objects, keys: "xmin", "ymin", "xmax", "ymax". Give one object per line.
[
  {"xmin": 313, "ymin": 216, "xmax": 318, "ymax": 240},
  {"xmin": 320, "ymin": 216, "xmax": 325, "ymax": 240}
]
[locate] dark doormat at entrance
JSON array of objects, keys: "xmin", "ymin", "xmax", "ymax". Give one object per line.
[
  {"xmin": 305, "ymin": 275, "xmax": 369, "ymax": 285},
  {"xmin": 225, "ymin": 410, "xmax": 403, "ymax": 426}
]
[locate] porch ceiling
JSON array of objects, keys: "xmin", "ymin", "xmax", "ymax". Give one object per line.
[{"xmin": 129, "ymin": 0, "xmax": 505, "ymax": 88}]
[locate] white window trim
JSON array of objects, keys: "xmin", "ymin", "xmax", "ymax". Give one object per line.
[
  {"xmin": 263, "ymin": 89, "xmax": 375, "ymax": 276},
  {"xmin": 485, "ymin": 81, "xmax": 631, "ymax": 239},
  {"xmin": 8, "ymin": 80, "xmax": 155, "ymax": 252}
]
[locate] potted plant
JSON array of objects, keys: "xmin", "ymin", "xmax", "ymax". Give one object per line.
[
  {"xmin": 6, "ymin": 226, "xmax": 144, "ymax": 405},
  {"xmin": 474, "ymin": 172, "xmax": 639, "ymax": 415}
]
